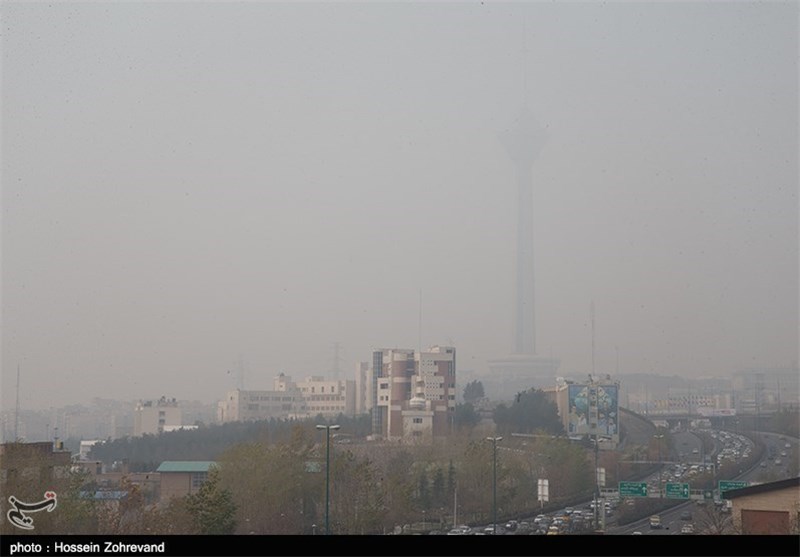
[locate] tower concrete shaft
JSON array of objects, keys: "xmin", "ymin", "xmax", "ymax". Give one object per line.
[{"xmin": 501, "ymin": 110, "xmax": 546, "ymax": 356}]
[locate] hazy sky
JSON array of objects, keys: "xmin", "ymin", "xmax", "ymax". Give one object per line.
[{"xmin": 2, "ymin": 1, "xmax": 797, "ymax": 410}]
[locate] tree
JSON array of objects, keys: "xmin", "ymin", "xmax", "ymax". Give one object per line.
[
  {"xmin": 186, "ymin": 467, "xmax": 237, "ymax": 534},
  {"xmin": 463, "ymin": 380, "xmax": 485, "ymax": 403},
  {"xmin": 493, "ymin": 389, "xmax": 564, "ymax": 436},
  {"xmin": 455, "ymin": 403, "xmax": 480, "ymax": 431},
  {"xmin": 217, "ymin": 424, "xmax": 316, "ymax": 534},
  {"xmin": 417, "ymin": 469, "xmax": 431, "ymax": 509},
  {"xmin": 695, "ymin": 502, "xmax": 735, "ymax": 534},
  {"xmin": 431, "ymin": 467, "xmax": 445, "ymax": 508}
]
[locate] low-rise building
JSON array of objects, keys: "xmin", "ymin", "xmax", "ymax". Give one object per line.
[
  {"xmin": 217, "ymin": 373, "xmax": 356, "ymax": 423},
  {"xmin": 296, "ymin": 376, "xmax": 355, "ymax": 417},
  {"xmin": 0, "ymin": 441, "xmax": 72, "ymax": 487},
  {"xmin": 722, "ymin": 476, "xmax": 800, "ymax": 534},
  {"xmin": 156, "ymin": 461, "xmax": 216, "ymax": 502},
  {"xmin": 549, "ymin": 376, "xmax": 620, "ymax": 447}
]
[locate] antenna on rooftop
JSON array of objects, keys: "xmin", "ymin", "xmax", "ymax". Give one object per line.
[
  {"xmin": 419, "ymin": 289, "xmax": 423, "ymax": 352},
  {"xmin": 331, "ymin": 342, "xmax": 344, "ymax": 381}
]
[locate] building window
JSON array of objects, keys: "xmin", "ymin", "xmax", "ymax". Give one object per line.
[
  {"xmin": 413, "ymin": 418, "xmax": 423, "ymax": 424},
  {"xmin": 191, "ymin": 472, "xmax": 208, "ymax": 489}
]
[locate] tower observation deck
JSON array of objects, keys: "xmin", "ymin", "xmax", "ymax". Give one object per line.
[{"xmin": 487, "ymin": 110, "xmax": 560, "ymax": 400}]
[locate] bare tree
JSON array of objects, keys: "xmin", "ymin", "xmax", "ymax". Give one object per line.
[{"xmin": 694, "ymin": 502, "xmax": 735, "ymax": 535}]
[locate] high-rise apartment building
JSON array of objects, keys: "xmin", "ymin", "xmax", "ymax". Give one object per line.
[
  {"xmin": 369, "ymin": 346, "xmax": 456, "ymax": 443},
  {"xmin": 354, "ymin": 361, "xmax": 371, "ymax": 415}
]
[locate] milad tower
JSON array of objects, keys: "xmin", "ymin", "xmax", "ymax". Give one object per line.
[{"xmin": 487, "ymin": 109, "xmax": 560, "ymax": 400}]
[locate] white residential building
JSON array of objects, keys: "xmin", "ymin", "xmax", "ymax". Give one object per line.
[
  {"xmin": 217, "ymin": 373, "xmax": 355, "ymax": 423},
  {"xmin": 133, "ymin": 397, "xmax": 182, "ymax": 436}
]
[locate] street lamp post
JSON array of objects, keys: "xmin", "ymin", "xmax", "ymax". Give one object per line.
[
  {"xmin": 654, "ymin": 433, "xmax": 665, "ymax": 499},
  {"xmin": 486, "ymin": 436, "xmax": 503, "ymax": 535},
  {"xmin": 317, "ymin": 424, "xmax": 340, "ymax": 535},
  {"xmin": 594, "ymin": 434, "xmax": 600, "ymax": 529}
]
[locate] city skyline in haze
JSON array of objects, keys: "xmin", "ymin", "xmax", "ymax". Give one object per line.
[{"xmin": 2, "ymin": 1, "xmax": 797, "ymax": 410}]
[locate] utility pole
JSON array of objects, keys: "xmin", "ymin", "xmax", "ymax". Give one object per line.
[
  {"xmin": 591, "ymin": 301, "xmax": 595, "ymax": 377},
  {"xmin": 14, "ymin": 364, "xmax": 21, "ymax": 441},
  {"xmin": 654, "ymin": 433, "xmax": 665, "ymax": 499},
  {"xmin": 486, "ymin": 437, "xmax": 503, "ymax": 534},
  {"xmin": 316, "ymin": 424, "xmax": 340, "ymax": 535}
]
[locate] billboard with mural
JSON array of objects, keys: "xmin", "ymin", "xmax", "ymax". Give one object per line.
[{"xmin": 567, "ymin": 383, "xmax": 619, "ymax": 437}]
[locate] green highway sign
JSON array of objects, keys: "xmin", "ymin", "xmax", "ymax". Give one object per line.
[
  {"xmin": 665, "ymin": 482, "xmax": 690, "ymax": 499},
  {"xmin": 718, "ymin": 480, "xmax": 748, "ymax": 493},
  {"xmin": 619, "ymin": 481, "xmax": 648, "ymax": 498}
]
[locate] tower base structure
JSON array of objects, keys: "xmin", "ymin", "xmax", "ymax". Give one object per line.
[{"xmin": 485, "ymin": 354, "xmax": 561, "ymax": 402}]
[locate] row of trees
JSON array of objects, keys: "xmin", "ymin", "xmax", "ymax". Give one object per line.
[
  {"xmin": 4, "ymin": 386, "xmax": 599, "ymax": 534},
  {"xmin": 210, "ymin": 423, "xmax": 594, "ymax": 535},
  {"xmin": 2, "ymin": 426, "xmax": 595, "ymax": 535},
  {"xmin": 88, "ymin": 385, "xmax": 562, "ymax": 471},
  {"xmin": 88, "ymin": 414, "xmax": 372, "ymax": 470}
]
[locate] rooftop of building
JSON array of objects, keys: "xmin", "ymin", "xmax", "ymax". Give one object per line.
[
  {"xmin": 722, "ymin": 476, "xmax": 800, "ymax": 500},
  {"xmin": 156, "ymin": 461, "xmax": 216, "ymax": 473}
]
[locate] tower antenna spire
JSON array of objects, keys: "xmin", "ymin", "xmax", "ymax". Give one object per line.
[
  {"xmin": 591, "ymin": 301, "xmax": 596, "ymax": 377},
  {"xmin": 522, "ymin": 17, "xmax": 529, "ymax": 109}
]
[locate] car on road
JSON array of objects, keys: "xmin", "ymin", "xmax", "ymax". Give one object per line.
[
  {"xmin": 649, "ymin": 515, "xmax": 663, "ymax": 529},
  {"xmin": 681, "ymin": 524, "xmax": 695, "ymax": 535},
  {"xmin": 680, "ymin": 510, "xmax": 692, "ymax": 521},
  {"xmin": 484, "ymin": 524, "xmax": 505, "ymax": 535},
  {"xmin": 446, "ymin": 525, "xmax": 472, "ymax": 535}
]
